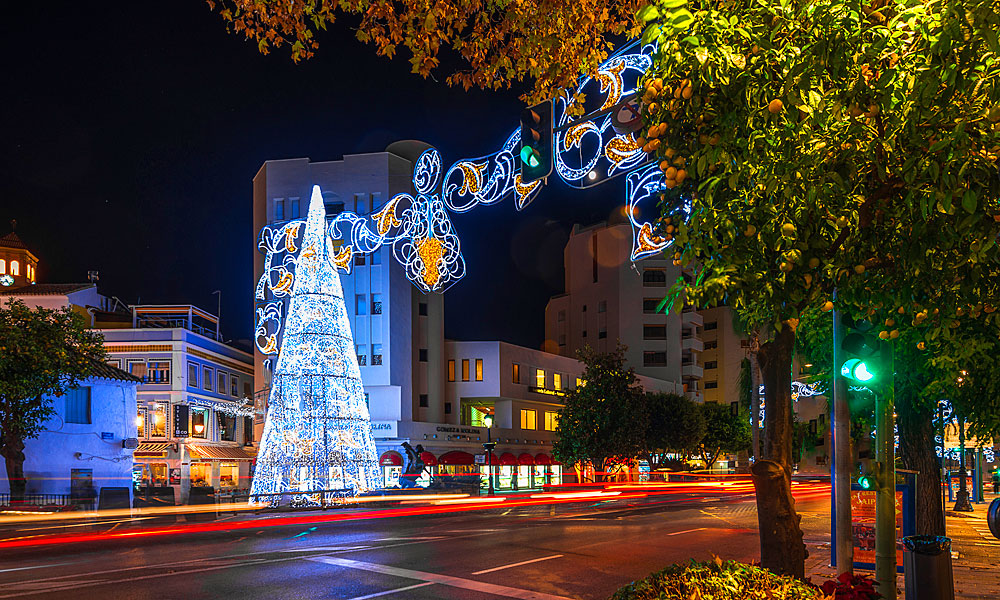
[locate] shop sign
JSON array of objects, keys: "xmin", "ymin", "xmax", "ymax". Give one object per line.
[
  {"xmin": 100, "ymin": 432, "xmax": 114, "ymax": 440},
  {"xmin": 370, "ymin": 421, "xmax": 397, "ymax": 437},
  {"xmin": 174, "ymin": 404, "xmax": 189, "ymax": 438},
  {"xmin": 474, "ymin": 454, "xmax": 487, "ymax": 465},
  {"xmin": 169, "ymin": 468, "xmax": 181, "ymax": 485},
  {"xmin": 435, "ymin": 426, "xmax": 481, "ymax": 435}
]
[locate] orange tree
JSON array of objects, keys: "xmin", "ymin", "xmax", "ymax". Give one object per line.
[
  {"xmin": 637, "ymin": 0, "xmax": 1000, "ymax": 577},
  {"xmin": 206, "ymin": 0, "xmax": 643, "ymax": 106}
]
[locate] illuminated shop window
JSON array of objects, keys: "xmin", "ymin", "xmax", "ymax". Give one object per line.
[{"xmin": 520, "ymin": 409, "xmax": 537, "ymax": 430}]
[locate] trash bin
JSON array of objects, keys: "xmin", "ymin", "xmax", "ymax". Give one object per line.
[
  {"xmin": 988, "ymin": 498, "xmax": 1000, "ymax": 540},
  {"xmin": 902, "ymin": 535, "xmax": 954, "ymax": 600}
]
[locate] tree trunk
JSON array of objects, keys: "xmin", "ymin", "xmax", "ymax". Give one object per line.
[
  {"xmin": 897, "ymin": 391, "xmax": 944, "ymax": 535},
  {"xmin": 1, "ymin": 431, "xmax": 27, "ymax": 504},
  {"xmin": 752, "ymin": 325, "xmax": 807, "ymax": 578}
]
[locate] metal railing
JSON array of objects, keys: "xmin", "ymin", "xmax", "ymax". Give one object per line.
[{"xmin": 0, "ymin": 493, "xmax": 72, "ymax": 506}]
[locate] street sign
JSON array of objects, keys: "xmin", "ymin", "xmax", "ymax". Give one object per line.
[
  {"xmin": 474, "ymin": 454, "xmax": 487, "ymax": 465},
  {"xmin": 612, "ymin": 98, "xmax": 643, "ymax": 135}
]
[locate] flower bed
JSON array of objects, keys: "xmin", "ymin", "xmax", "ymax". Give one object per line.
[{"xmin": 609, "ymin": 559, "xmax": 823, "ymax": 600}]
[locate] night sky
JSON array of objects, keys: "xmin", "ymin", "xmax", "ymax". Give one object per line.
[{"xmin": 2, "ymin": 3, "xmax": 626, "ymax": 349}]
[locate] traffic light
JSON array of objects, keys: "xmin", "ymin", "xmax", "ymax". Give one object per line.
[
  {"xmin": 519, "ymin": 100, "xmax": 553, "ymax": 184},
  {"xmin": 855, "ymin": 431, "xmax": 880, "ymax": 490},
  {"xmin": 839, "ymin": 316, "xmax": 882, "ymax": 387}
]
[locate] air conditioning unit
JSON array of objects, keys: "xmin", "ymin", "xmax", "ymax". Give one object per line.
[{"xmin": 123, "ymin": 437, "xmax": 140, "ymax": 450}]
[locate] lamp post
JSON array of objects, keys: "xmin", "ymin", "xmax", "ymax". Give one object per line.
[{"xmin": 483, "ymin": 414, "xmax": 496, "ymax": 496}]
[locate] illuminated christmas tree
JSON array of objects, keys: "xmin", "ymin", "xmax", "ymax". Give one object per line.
[{"xmin": 250, "ymin": 186, "xmax": 381, "ymax": 506}]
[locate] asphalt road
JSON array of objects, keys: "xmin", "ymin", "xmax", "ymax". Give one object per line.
[{"xmin": 0, "ymin": 493, "xmax": 831, "ymax": 600}]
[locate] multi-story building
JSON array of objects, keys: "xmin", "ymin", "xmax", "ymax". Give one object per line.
[
  {"xmin": 544, "ymin": 221, "xmax": 699, "ymax": 399},
  {"xmin": 98, "ymin": 305, "xmax": 256, "ymax": 503},
  {"xmin": 0, "ymin": 226, "xmax": 39, "ymax": 288},
  {"xmin": 696, "ymin": 306, "xmax": 749, "ymax": 406}
]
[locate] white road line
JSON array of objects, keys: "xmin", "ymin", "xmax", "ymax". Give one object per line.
[
  {"xmin": 0, "ymin": 562, "xmax": 74, "ymax": 574},
  {"xmin": 308, "ymin": 556, "xmax": 578, "ymax": 600},
  {"xmin": 278, "ymin": 545, "xmax": 370, "ymax": 552},
  {"xmin": 666, "ymin": 527, "xmax": 707, "ymax": 536},
  {"xmin": 472, "ymin": 555, "xmax": 564, "ymax": 575},
  {"xmin": 347, "ymin": 582, "xmax": 435, "ymax": 600}
]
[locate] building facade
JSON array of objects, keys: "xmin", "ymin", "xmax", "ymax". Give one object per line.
[
  {"xmin": 0, "ymin": 227, "xmax": 39, "ymax": 288},
  {"xmin": 98, "ymin": 305, "xmax": 256, "ymax": 503},
  {"xmin": 0, "ymin": 365, "xmax": 139, "ymax": 506},
  {"xmin": 544, "ymin": 221, "xmax": 700, "ymax": 399}
]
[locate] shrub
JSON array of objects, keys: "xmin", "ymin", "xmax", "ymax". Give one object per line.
[
  {"xmin": 610, "ymin": 559, "xmax": 822, "ymax": 600},
  {"xmin": 820, "ymin": 572, "xmax": 881, "ymax": 599}
]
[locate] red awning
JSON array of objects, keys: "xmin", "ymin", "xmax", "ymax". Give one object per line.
[
  {"xmin": 534, "ymin": 453, "xmax": 551, "ymax": 465},
  {"xmin": 517, "ymin": 453, "xmax": 535, "ymax": 466},
  {"xmin": 498, "ymin": 452, "xmax": 517, "ymax": 466},
  {"xmin": 188, "ymin": 445, "xmax": 254, "ymax": 460},
  {"xmin": 438, "ymin": 451, "xmax": 475, "ymax": 465},
  {"xmin": 379, "ymin": 451, "xmax": 403, "ymax": 467},
  {"xmin": 420, "ymin": 451, "xmax": 438, "ymax": 466}
]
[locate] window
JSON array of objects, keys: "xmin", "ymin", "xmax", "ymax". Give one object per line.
[
  {"xmin": 643, "ymin": 325, "xmax": 667, "ymax": 340},
  {"xmin": 741, "ymin": 339, "xmax": 751, "ymax": 348},
  {"xmin": 372, "ymin": 294, "xmax": 383, "ymax": 315},
  {"xmin": 146, "ymin": 360, "xmax": 169, "ymax": 383},
  {"xmin": 372, "ymin": 344, "xmax": 383, "ymax": 365},
  {"xmin": 150, "ymin": 404, "xmax": 166, "ymax": 437},
  {"xmin": 64, "ymin": 386, "xmax": 91, "ymax": 424},
  {"xmin": 643, "ymin": 268, "xmax": 667, "ymax": 287},
  {"xmin": 136, "ymin": 408, "xmax": 146, "ymax": 438},
  {"xmin": 244, "ymin": 382, "xmax": 252, "ymax": 398},
  {"xmin": 217, "ymin": 371, "xmax": 227, "ymax": 394},
  {"xmin": 705, "ymin": 381, "xmax": 719, "ymax": 389},
  {"xmin": 581, "ymin": 304, "xmax": 587, "ymax": 312},
  {"xmin": 191, "ymin": 408, "xmax": 209, "ymax": 438},
  {"xmin": 704, "ymin": 340, "xmax": 718, "ymax": 350},
  {"xmin": 704, "ymin": 321, "xmax": 718, "ymax": 331},
  {"xmin": 289, "ymin": 198, "xmax": 300, "ymax": 219},
  {"xmin": 475, "ymin": 359, "xmax": 483, "ymax": 381},
  {"xmin": 643, "ymin": 298, "xmax": 662, "ymax": 314},
  {"xmin": 598, "ymin": 300, "xmax": 607, "ymax": 313},
  {"xmin": 582, "ymin": 330, "xmax": 588, "ymax": 338},
  {"xmin": 371, "ymin": 192, "xmax": 382, "ymax": 209},
  {"xmin": 520, "ymin": 409, "xmax": 537, "ymax": 430},
  {"xmin": 419, "ymin": 394, "xmax": 428, "ymax": 408},
  {"xmin": 274, "ymin": 199, "xmax": 284, "ymax": 221},
  {"xmin": 445, "ymin": 402, "xmax": 452, "ymax": 414},
  {"xmin": 219, "ymin": 414, "xmax": 236, "ymax": 441},
  {"xmin": 356, "ymin": 294, "xmax": 367, "ymax": 315},
  {"xmin": 535, "ymin": 369, "xmax": 545, "ymax": 388},
  {"xmin": 371, "ymin": 249, "xmax": 382, "ymax": 265},
  {"xmin": 419, "ymin": 348, "xmax": 428, "ymax": 362},
  {"xmin": 512, "ymin": 363, "xmax": 520, "ymax": 384},
  {"xmin": 461, "ymin": 359, "xmax": 470, "ymax": 381},
  {"xmin": 0, "ymin": 259, "xmax": 4, "ymax": 274},
  {"xmin": 544, "ymin": 411, "xmax": 559, "ymax": 431},
  {"xmin": 203, "ymin": 367, "xmax": 213, "ymax": 390},
  {"xmin": 447, "ymin": 360, "xmax": 455, "ymax": 381},
  {"xmin": 354, "ymin": 253, "xmax": 366, "ymax": 266},
  {"xmin": 418, "ymin": 302, "xmax": 428, "ymax": 316},
  {"xmin": 576, "ymin": 377, "xmax": 584, "ymax": 388},
  {"xmin": 188, "ymin": 363, "xmax": 198, "ymax": 387},
  {"xmin": 128, "ymin": 360, "xmax": 147, "ymax": 380},
  {"xmin": 11, "ymin": 261, "xmax": 19, "ymax": 276},
  {"xmin": 356, "ymin": 345, "xmax": 367, "ymax": 366},
  {"xmin": 557, "ymin": 310, "xmax": 566, "ymax": 322},
  {"xmin": 354, "ymin": 193, "xmax": 368, "ymax": 214},
  {"xmin": 553, "ymin": 373, "xmax": 562, "ymax": 389},
  {"xmin": 705, "ymin": 361, "xmax": 718, "ymax": 369},
  {"xmin": 244, "ymin": 416, "xmax": 254, "ymax": 444},
  {"xmin": 592, "ymin": 235, "xmax": 599, "ymax": 283},
  {"xmin": 558, "ymin": 334, "xmax": 566, "ymax": 346},
  {"xmin": 230, "ymin": 374, "xmax": 239, "ymax": 397},
  {"xmin": 643, "ymin": 351, "xmax": 667, "ymax": 367},
  {"xmin": 598, "ymin": 328, "xmax": 607, "ymax": 339},
  {"xmin": 106, "ymin": 358, "xmax": 121, "ymax": 369}
]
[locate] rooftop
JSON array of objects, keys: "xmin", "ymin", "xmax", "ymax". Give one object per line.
[
  {"xmin": 0, "ymin": 231, "xmax": 28, "ymax": 250},
  {"xmin": 0, "ymin": 283, "xmax": 95, "ymax": 296},
  {"xmin": 88, "ymin": 359, "xmax": 142, "ymax": 383}
]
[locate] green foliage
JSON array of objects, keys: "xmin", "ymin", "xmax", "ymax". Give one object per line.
[
  {"xmin": 698, "ymin": 401, "xmax": 752, "ymax": 469},
  {"xmin": 553, "ymin": 344, "xmax": 647, "ymax": 477},
  {"xmin": 644, "ymin": 392, "xmax": 706, "ymax": 462},
  {"xmin": 609, "ymin": 559, "xmax": 822, "ymax": 600},
  {"xmin": 0, "ymin": 299, "xmax": 107, "ymax": 446}
]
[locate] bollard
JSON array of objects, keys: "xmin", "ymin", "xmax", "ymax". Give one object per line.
[{"xmin": 902, "ymin": 536, "xmax": 954, "ymax": 600}]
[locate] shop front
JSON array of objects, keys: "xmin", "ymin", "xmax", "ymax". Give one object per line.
[
  {"xmin": 187, "ymin": 445, "xmax": 255, "ymax": 491},
  {"xmin": 378, "ymin": 451, "xmax": 403, "ymax": 488}
]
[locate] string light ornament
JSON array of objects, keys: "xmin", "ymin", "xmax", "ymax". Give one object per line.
[
  {"xmin": 625, "ymin": 165, "xmax": 691, "ymax": 260},
  {"xmin": 250, "ymin": 188, "xmax": 381, "ymax": 507},
  {"xmin": 754, "ymin": 381, "xmax": 823, "ymax": 428}
]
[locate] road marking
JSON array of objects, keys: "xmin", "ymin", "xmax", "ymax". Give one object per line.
[
  {"xmin": 347, "ymin": 582, "xmax": 435, "ymax": 600},
  {"xmin": 308, "ymin": 556, "xmax": 578, "ymax": 600},
  {"xmin": 472, "ymin": 555, "xmax": 563, "ymax": 575},
  {"xmin": 278, "ymin": 545, "xmax": 370, "ymax": 552},
  {"xmin": 372, "ymin": 536, "xmax": 444, "ymax": 541},
  {"xmin": 666, "ymin": 527, "xmax": 707, "ymax": 536},
  {"xmin": 0, "ymin": 562, "xmax": 74, "ymax": 574}
]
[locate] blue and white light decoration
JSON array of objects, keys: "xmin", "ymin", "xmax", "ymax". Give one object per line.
[
  {"xmin": 755, "ymin": 382, "xmax": 822, "ymax": 428},
  {"xmin": 250, "ymin": 188, "xmax": 381, "ymax": 506}
]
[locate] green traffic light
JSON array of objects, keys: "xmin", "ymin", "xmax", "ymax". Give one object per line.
[
  {"xmin": 520, "ymin": 146, "xmax": 540, "ymax": 168},
  {"xmin": 858, "ymin": 474, "xmax": 873, "ymax": 490},
  {"xmin": 841, "ymin": 358, "xmax": 876, "ymax": 383},
  {"xmin": 854, "ymin": 361, "xmax": 875, "ymax": 382}
]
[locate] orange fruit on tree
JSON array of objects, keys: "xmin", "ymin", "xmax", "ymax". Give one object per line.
[
  {"xmin": 768, "ymin": 99, "xmax": 784, "ymax": 114},
  {"xmin": 821, "ymin": 301, "xmax": 834, "ymax": 312},
  {"xmin": 675, "ymin": 169, "xmax": 687, "ymax": 184}
]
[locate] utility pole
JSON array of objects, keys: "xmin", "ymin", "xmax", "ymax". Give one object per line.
[
  {"xmin": 831, "ymin": 306, "xmax": 853, "ymax": 574},
  {"xmin": 212, "ymin": 290, "xmax": 222, "ymax": 340},
  {"xmin": 874, "ymin": 341, "xmax": 896, "ymax": 598}
]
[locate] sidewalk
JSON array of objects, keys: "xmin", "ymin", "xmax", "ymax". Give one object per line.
[{"xmin": 805, "ymin": 494, "xmax": 1000, "ymax": 599}]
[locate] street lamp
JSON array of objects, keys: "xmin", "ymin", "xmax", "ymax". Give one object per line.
[{"xmin": 483, "ymin": 414, "xmax": 496, "ymax": 496}]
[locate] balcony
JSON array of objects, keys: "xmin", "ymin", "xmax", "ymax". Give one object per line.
[
  {"xmin": 682, "ymin": 310, "xmax": 703, "ymax": 328},
  {"xmin": 681, "ymin": 337, "xmax": 704, "ymax": 352},
  {"xmin": 682, "ymin": 362, "xmax": 704, "ymax": 378}
]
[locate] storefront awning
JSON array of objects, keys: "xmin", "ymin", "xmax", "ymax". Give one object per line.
[
  {"xmin": 498, "ymin": 452, "xmax": 517, "ymax": 466},
  {"xmin": 189, "ymin": 445, "xmax": 254, "ymax": 461},
  {"xmin": 518, "ymin": 453, "xmax": 535, "ymax": 466},
  {"xmin": 534, "ymin": 453, "xmax": 551, "ymax": 465},
  {"xmin": 379, "ymin": 451, "xmax": 403, "ymax": 467},
  {"xmin": 134, "ymin": 442, "xmax": 170, "ymax": 458},
  {"xmin": 420, "ymin": 451, "xmax": 438, "ymax": 466},
  {"xmin": 439, "ymin": 451, "xmax": 475, "ymax": 465}
]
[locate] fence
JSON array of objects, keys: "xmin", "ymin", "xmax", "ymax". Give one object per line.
[{"xmin": 0, "ymin": 493, "xmax": 72, "ymax": 507}]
